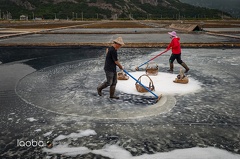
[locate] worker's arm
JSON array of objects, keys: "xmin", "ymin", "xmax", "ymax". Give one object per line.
[{"xmin": 115, "ymin": 60, "xmax": 123, "ymax": 70}]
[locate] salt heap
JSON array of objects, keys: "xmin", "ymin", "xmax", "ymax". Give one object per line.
[{"xmin": 116, "ymin": 71, "xmax": 202, "ymax": 96}]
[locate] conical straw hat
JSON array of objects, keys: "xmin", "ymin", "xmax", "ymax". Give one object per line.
[{"xmin": 113, "ymin": 37, "xmax": 125, "ymax": 45}]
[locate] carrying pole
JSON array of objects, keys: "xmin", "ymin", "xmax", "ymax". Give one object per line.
[
  {"xmin": 135, "ymin": 50, "xmax": 167, "ymax": 70},
  {"xmin": 123, "ymin": 69, "xmax": 162, "ymax": 102}
]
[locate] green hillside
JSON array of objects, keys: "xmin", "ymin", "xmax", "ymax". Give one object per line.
[{"xmin": 0, "ymin": 0, "xmax": 232, "ymax": 20}]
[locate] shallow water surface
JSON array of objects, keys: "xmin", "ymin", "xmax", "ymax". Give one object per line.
[{"xmin": 0, "ymin": 47, "xmax": 239, "ymax": 158}]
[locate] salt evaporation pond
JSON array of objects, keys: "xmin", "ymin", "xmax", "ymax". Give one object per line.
[{"xmin": 0, "ymin": 47, "xmax": 239, "ymax": 158}]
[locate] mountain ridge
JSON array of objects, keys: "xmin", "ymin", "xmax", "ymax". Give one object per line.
[
  {"xmin": 0, "ymin": 0, "xmax": 232, "ymax": 20},
  {"xmin": 179, "ymin": 0, "xmax": 240, "ymax": 18}
]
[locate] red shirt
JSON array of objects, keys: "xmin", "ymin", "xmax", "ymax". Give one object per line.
[{"xmin": 167, "ymin": 37, "xmax": 181, "ymax": 54}]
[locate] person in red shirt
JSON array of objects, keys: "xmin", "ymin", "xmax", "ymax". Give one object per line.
[{"xmin": 165, "ymin": 31, "xmax": 189, "ymax": 73}]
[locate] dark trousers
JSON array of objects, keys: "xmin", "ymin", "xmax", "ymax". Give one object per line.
[
  {"xmin": 169, "ymin": 53, "xmax": 183, "ymax": 64},
  {"xmin": 104, "ymin": 71, "xmax": 117, "ymax": 87}
]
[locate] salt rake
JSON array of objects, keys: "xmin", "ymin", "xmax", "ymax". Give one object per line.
[
  {"xmin": 135, "ymin": 50, "xmax": 167, "ymax": 71},
  {"xmin": 123, "ymin": 69, "xmax": 162, "ymax": 103}
]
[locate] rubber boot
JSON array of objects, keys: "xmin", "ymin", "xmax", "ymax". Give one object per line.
[
  {"xmin": 181, "ymin": 62, "xmax": 190, "ymax": 73},
  {"xmin": 97, "ymin": 82, "xmax": 108, "ymax": 96},
  {"xmin": 167, "ymin": 63, "xmax": 174, "ymax": 73},
  {"xmin": 110, "ymin": 86, "xmax": 119, "ymax": 99}
]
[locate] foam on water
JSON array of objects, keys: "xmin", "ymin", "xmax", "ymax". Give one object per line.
[{"xmin": 43, "ymin": 129, "xmax": 240, "ymax": 159}]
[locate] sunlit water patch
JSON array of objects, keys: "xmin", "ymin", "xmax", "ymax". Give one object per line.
[{"xmin": 16, "ymin": 59, "xmax": 180, "ymax": 119}]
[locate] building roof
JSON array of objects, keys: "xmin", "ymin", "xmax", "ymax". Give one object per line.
[{"xmin": 169, "ymin": 23, "xmax": 202, "ymax": 32}]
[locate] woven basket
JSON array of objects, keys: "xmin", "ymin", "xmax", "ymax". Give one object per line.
[
  {"xmin": 173, "ymin": 76, "xmax": 189, "ymax": 84},
  {"xmin": 173, "ymin": 69, "xmax": 189, "ymax": 84},
  {"xmin": 117, "ymin": 72, "xmax": 129, "ymax": 80},
  {"xmin": 135, "ymin": 74, "xmax": 155, "ymax": 93},
  {"xmin": 145, "ymin": 63, "xmax": 158, "ymax": 76}
]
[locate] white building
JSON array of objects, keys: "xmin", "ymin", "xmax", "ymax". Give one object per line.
[{"xmin": 20, "ymin": 15, "xmax": 28, "ymax": 21}]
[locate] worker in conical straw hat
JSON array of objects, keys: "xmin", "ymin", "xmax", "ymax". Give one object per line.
[
  {"xmin": 97, "ymin": 37, "xmax": 124, "ymax": 99},
  {"xmin": 165, "ymin": 31, "xmax": 190, "ymax": 73}
]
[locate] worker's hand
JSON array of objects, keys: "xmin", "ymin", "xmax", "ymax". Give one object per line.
[{"xmin": 120, "ymin": 65, "xmax": 124, "ymax": 70}]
